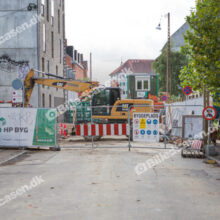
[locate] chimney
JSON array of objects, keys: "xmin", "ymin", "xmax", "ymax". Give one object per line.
[{"xmin": 74, "ymin": 50, "xmax": 78, "ymax": 62}]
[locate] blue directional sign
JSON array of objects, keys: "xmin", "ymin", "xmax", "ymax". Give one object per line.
[
  {"xmin": 147, "ymin": 130, "xmax": 151, "ymax": 135},
  {"xmin": 147, "ymin": 119, "xmax": 151, "ymax": 125},
  {"xmin": 140, "ymin": 130, "xmax": 145, "ymax": 135},
  {"xmin": 153, "ymin": 130, "xmax": 158, "ymax": 135},
  {"xmin": 153, "ymin": 119, "xmax": 158, "ymax": 125}
]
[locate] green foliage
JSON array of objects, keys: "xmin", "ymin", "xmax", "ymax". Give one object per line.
[
  {"xmin": 153, "ymin": 48, "xmax": 188, "ymax": 97},
  {"xmin": 180, "ymin": 0, "xmax": 220, "ymax": 98}
]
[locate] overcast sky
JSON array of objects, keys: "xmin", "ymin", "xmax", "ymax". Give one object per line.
[{"xmin": 65, "ymin": 0, "xmax": 195, "ymax": 83}]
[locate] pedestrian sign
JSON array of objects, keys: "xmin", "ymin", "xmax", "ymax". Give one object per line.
[
  {"xmin": 133, "ymin": 113, "xmax": 159, "ymax": 142},
  {"xmin": 202, "ymin": 106, "xmax": 217, "ymax": 121}
]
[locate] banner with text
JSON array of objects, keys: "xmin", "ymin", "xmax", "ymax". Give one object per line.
[{"xmin": 0, "ymin": 108, "xmax": 56, "ymax": 147}]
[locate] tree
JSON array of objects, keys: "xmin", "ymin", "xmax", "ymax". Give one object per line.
[
  {"xmin": 179, "ymin": 0, "xmax": 220, "ymax": 98},
  {"xmin": 153, "ymin": 48, "xmax": 188, "ymax": 97}
]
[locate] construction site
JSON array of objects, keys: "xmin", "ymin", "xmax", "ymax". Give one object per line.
[{"xmin": 0, "ymin": 0, "xmax": 220, "ymax": 219}]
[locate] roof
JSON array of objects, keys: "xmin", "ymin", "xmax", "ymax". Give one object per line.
[
  {"xmin": 110, "ymin": 59, "xmax": 154, "ymax": 76},
  {"xmin": 161, "ymin": 21, "xmax": 190, "ymax": 52}
]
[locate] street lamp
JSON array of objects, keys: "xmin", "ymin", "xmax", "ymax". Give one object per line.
[{"xmin": 156, "ymin": 13, "xmax": 171, "ymax": 97}]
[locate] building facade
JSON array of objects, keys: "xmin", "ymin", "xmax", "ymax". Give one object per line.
[
  {"xmin": 65, "ymin": 45, "xmax": 88, "ymax": 102},
  {"xmin": 0, "ymin": 0, "xmax": 66, "ymax": 108},
  {"xmin": 110, "ymin": 59, "xmax": 155, "ymax": 99}
]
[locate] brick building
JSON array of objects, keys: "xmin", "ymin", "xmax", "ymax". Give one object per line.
[
  {"xmin": 65, "ymin": 45, "xmax": 88, "ymax": 101},
  {"xmin": 66, "ymin": 45, "xmax": 88, "ymax": 80}
]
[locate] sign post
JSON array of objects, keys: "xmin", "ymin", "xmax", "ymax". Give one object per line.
[{"xmin": 202, "ymin": 106, "xmax": 217, "ymax": 146}]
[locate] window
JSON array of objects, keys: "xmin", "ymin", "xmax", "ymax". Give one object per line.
[
  {"xmin": 41, "ymin": 0, "xmax": 45, "ymax": 16},
  {"xmin": 62, "ymin": 0, "xmax": 64, "ymax": 11},
  {"xmin": 43, "ymin": 24, "xmax": 46, "ymax": 52},
  {"xmin": 60, "ymin": 39, "xmax": 62, "ymax": 63},
  {"xmin": 137, "ymin": 81, "xmax": 142, "ymax": 90},
  {"xmin": 63, "ymin": 14, "xmax": 65, "ymax": 36},
  {"xmin": 56, "ymin": 65, "xmax": 58, "ymax": 75},
  {"xmin": 56, "ymin": 66, "xmax": 59, "ymax": 91},
  {"xmin": 51, "ymin": 0, "xmax": 54, "ymax": 25},
  {"xmin": 42, "ymin": 57, "xmax": 45, "ymax": 72},
  {"xmin": 46, "ymin": 0, "xmax": 49, "ymax": 22},
  {"xmin": 42, "ymin": 93, "xmax": 45, "ymax": 107},
  {"xmin": 136, "ymin": 77, "xmax": 150, "ymax": 91},
  {"xmin": 42, "ymin": 58, "xmax": 45, "ymax": 88},
  {"xmin": 47, "ymin": 61, "xmax": 50, "ymax": 89},
  {"xmin": 49, "ymin": 94, "xmax": 52, "ymax": 107},
  {"xmin": 143, "ymin": 80, "xmax": 149, "ymax": 90},
  {"xmin": 58, "ymin": 10, "xmax": 60, "ymax": 33},
  {"xmin": 47, "ymin": 60, "xmax": 50, "ymax": 73},
  {"xmin": 51, "ymin": 31, "xmax": 54, "ymax": 58}
]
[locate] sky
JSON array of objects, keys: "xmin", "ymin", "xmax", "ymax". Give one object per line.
[{"xmin": 65, "ymin": 0, "xmax": 196, "ymax": 83}]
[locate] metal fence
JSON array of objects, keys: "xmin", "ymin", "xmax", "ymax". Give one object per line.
[{"xmin": 62, "ymin": 103, "xmax": 207, "ymax": 151}]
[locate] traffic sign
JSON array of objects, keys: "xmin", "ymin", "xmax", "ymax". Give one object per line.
[
  {"xmin": 12, "ymin": 79, "xmax": 23, "ymax": 90},
  {"xmin": 183, "ymin": 86, "xmax": 192, "ymax": 96},
  {"xmin": 161, "ymin": 95, "xmax": 167, "ymax": 101},
  {"xmin": 12, "ymin": 90, "xmax": 23, "ymax": 103},
  {"xmin": 133, "ymin": 113, "xmax": 159, "ymax": 142},
  {"xmin": 202, "ymin": 106, "xmax": 217, "ymax": 120},
  {"xmin": 12, "ymin": 97, "xmax": 23, "ymax": 103}
]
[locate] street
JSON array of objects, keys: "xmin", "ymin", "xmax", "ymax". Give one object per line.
[{"xmin": 0, "ymin": 141, "xmax": 220, "ymax": 220}]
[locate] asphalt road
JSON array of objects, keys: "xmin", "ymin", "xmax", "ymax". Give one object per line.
[{"xmin": 0, "ymin": 146, "xmax": 220, "ymax": 220}]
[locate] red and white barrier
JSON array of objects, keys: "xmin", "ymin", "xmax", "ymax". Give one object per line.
[
  {"xmin": 76, "ymin": 124, "xmax": 128, "ymax": 136},
  {"xmin": 60, "ymin": 123, "xmax": 67, "ymax": 138},
  {"xmin": 192, "ymin": 140, "xmax": 203, "ymax": 150}
]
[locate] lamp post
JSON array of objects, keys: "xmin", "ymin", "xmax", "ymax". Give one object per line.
[{"xmin": 156, "ymin": 12, "xmax": 171, "ymax": 97}]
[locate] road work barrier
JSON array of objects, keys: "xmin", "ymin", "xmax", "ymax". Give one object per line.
[
  {"xmin": 76, "ymin": 123, "xmax": 128, "ymax": 136},
  {"xmin": 0, "ymin": 108, "xmax": 58, "ymax": 149}
]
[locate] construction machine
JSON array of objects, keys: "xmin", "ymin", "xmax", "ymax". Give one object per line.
[
  {"xmin": 24, "ymin": 69, "xmax": 156, "ymax": 139},
  {"xmin": 24, "ymin": 69, "xmax": 99, "ymax": 107}
]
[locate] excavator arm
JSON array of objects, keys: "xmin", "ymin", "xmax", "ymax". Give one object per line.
[{"xmin": 24, "ymin": 69, "xmax": 98, "ymax": 107}]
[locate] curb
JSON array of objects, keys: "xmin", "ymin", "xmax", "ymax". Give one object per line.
[{"xmin": 0, "ymin": 151, "xmax": 27, "ymax": 166}]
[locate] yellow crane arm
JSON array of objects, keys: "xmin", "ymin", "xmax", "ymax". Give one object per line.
[{"xmin": 24, "ymin": 69, "xmax": 98, "ymax": 107}]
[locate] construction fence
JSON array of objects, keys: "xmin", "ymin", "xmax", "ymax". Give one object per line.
[
  {"xmin": 60, "ymin": 103, "xmax": 207, "ymax": 150},
  {"xmin": 0, "ymin": 108, "xmax": 58, "ymax": 149}
]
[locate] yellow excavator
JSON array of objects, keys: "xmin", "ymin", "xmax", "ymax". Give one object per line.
[
  {"xmin": 24, "ymin": 69, "xmax": 99, "ymax": 107},
  {"xmin": 24, "ymin": 69, "xmax": 154, "ymax": 124}
]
